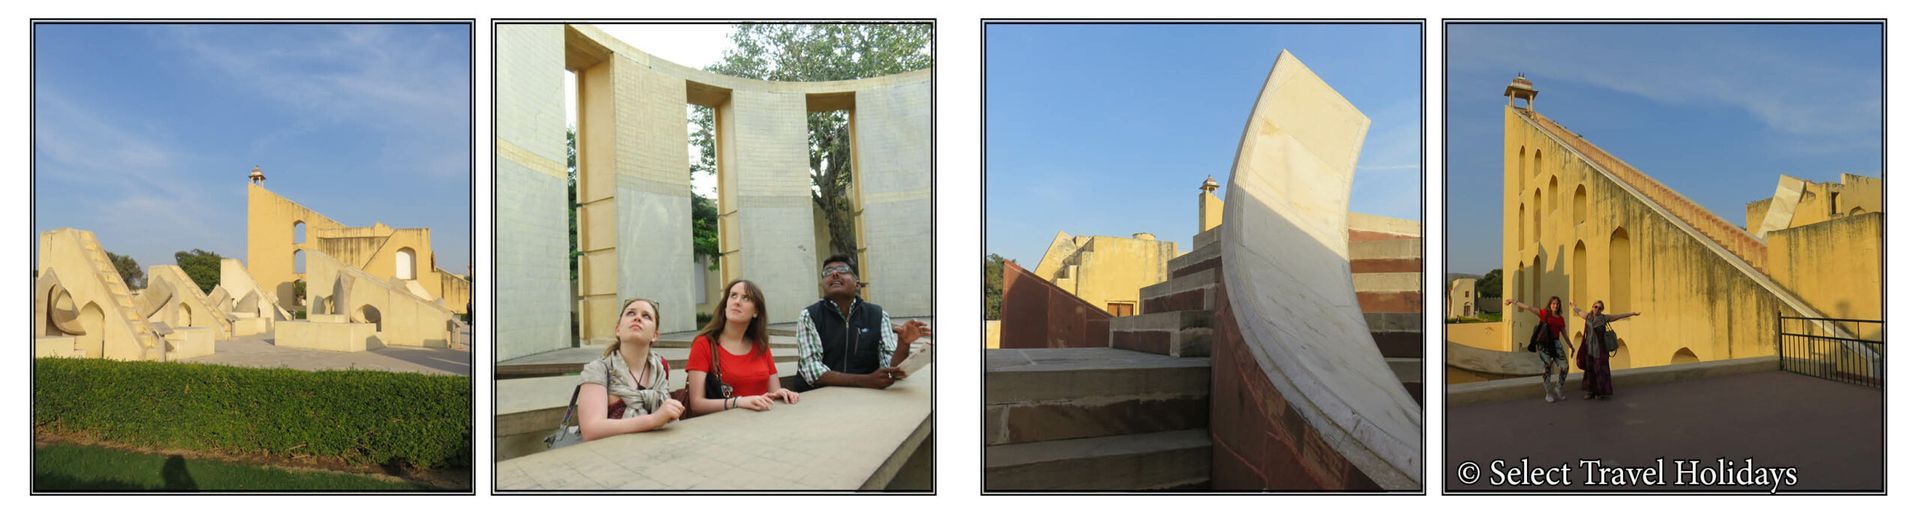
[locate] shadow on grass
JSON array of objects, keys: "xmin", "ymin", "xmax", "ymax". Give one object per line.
[{"xmin": 35, "ymin": 444, "xmax": 437, "ymax": 492}]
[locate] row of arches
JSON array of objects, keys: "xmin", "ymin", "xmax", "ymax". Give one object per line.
[
  {"xmin": 288, "ymin": 246, "xmax": 416, "ymax": 279},
  {"xmin": 1515, "ymin": 144, "xmax": 1596, "ymax": 251},
  {"xmin": 1515, "ymin": 227, "xmax": 1633, "ymax": 313}
]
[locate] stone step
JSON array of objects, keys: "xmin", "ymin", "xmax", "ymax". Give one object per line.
[
  {"xmin": 1372, "ymin": 330, "xmax": 1421, "ymax": 359},
  {"xmin": 1109, "ymin": 311, "xmax": 1213, "ymax": 357},
  {"xmin": 1356, "ymin": 291, "xmax": 1421, "ymax": 314},
  {"xmin": 1166, "ymin": 240, "xmax": 1221, "ymax": 281},
  {"xmin": 985, "ymin": 429, "xmax": 1211, "ymax": 491},
  {"xmin": 985, "ymin": 392, "xmax": 1208, "ymax": 446},
  {"xmin": 1352, "ymin": 272, "xmax": 1420, "ymax": 293},
  {"xmin": 1139, "ymin": 271, "xmax": 1219, "ymax": 314},
  {"xmin": 1191, "ymin": 226, "xmax": 1220, "ymax": 252},
  {"xmin": 1110, "ymin": 310, "xmax": 1210, "ymax": 332},
  {"xmin": 1350, "ymin": 239, "xmax": 1421, "ymax": 274},
  {"xmin": 986, "ymin": 348, "xmax": 1209, "ymax": 405}
]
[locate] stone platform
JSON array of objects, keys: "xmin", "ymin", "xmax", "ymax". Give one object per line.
[
  {"xmin": 496, "ymin": 364, "xmax": 932, "ymax": 490},
  {"xmin": 178, "ymin": 334, "xmax": 470, "ymax": 376}
]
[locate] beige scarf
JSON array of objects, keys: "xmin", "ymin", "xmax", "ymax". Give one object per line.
[{"xmin": 603, "ymin": 348, "xmax": 671, "ymax": 417}]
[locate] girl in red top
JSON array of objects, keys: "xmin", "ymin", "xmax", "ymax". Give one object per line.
[
  {"xmin": 1506, "ymin": 296, "xmax": 1573, "ymax": 403},
  {"xmin": 687, "ymin": 279, "xmax": 800, "ymax": 415}
]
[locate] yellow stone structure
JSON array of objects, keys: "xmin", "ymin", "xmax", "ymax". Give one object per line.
[
  {"xmin": 496, "ymin": 25, "xmax": 932, "ymax": 359},
  {"xmin": 35, "ymin": 229, "xmax": 166, "ymax": 360},
  {"xmin": 1030, "ymin": 232, "xmax": 1180, "ymax": 317},
  {"xmin": 1497, "ymin": 75, "xmax": 1884, "ymax": 370},
  {"xmin": 1447, "ymin": 278, "xmax": 1477, "ymax": 319},
  {"xmin": 1198, "ymin": 176, "xmax": 1224, "ymax": 233},
  {"xmin": 247, "ymin": 173, "xmax": 470, "ymax": 317}
]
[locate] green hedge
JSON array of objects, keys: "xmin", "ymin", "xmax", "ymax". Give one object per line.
[{"xmin": 35, "ymin": 358, "xmax": 470, "ymax": 470}]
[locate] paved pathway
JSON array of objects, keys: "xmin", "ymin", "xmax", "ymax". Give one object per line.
[
  {"xmin": 179, "ymin": 334, "xmax": 471, "ymax": 376},
  {"xmin": 1447, "ymin": 371, "xmax": 1882, "ymax": 492}
]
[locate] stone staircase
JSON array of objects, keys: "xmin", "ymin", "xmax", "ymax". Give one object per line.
[
  {"xmin": 74, "ymin": 231, "xmax": 163, "ymax": 359},
  {"xmin": 985, "ymin": 220, "xmax": 1421, "ymax": 490},
  {"xmin": 1351, "ymin": 236, "xmax": 1423, "ymax": 404},
  {"xmin": 984, "ymin": 348, "xmax": 1211, "ymax": 491},
  {"xmin": 983, "ymin": 229, "xmax": 1222, "ymax": 491}
]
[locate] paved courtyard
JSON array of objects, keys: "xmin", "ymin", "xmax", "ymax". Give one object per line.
[
  {"xmin": 1447, "ymin": 371, "xmax": 1882, "ymax": 492},
  {"xmin": 180, "ymin": 334, "xmax": 471, "ymax": 376}
]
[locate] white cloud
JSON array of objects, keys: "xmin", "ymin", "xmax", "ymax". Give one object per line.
[{"xmin": 1450, "ymin": 26, "xmax": 1879, "ymax": 139}]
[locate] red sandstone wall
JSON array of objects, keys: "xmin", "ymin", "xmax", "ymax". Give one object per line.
[
  {"xmin": 998, "ymin": 260, "xmax": 1112, "ymax": 349},
  {"xmin": 1209, "ymin": 270, "xmax": 1384, "ymax": 491}
]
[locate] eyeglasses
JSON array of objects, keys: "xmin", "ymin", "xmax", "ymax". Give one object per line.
[{"xmin": 821, "ymin": 264, "xmax": 854, "ymax": 278}]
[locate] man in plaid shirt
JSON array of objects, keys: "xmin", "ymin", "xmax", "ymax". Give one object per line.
[{"xmin": 794, "ymin": 254, "xmax": 929, "ymax": 390}]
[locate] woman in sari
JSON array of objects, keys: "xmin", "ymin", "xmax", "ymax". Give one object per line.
[
  {"xmin": 577, "ymin": 298, "xmax": 686, "ymax": 440},
  {"xmin": 1572, "ymin": 300, "xmax": 1641, "ymax": 400}
]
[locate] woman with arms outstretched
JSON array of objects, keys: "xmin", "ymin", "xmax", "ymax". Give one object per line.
[
  {"xmin": 1572, "ymin": 300, "xmax": 1641, "ymax": 400},
  {"xmin": 1507, "ymin": 296, "xmax": 1574, "ymax": 403}
]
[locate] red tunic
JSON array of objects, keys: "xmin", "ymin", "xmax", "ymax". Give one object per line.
[{"xmin": 687, "ymin": 334, "xmax": 779, "ymax": 397}]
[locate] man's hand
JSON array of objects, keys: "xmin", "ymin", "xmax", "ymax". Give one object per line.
[
  {"xmin": 895, "ymin": 320, "xmax": 932, "ymax": 346},
  {"xmin": 864, "ymin": 368, "xmax": 899, "ymax": 389}
]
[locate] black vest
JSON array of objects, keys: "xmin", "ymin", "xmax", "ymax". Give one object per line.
[{"xmin": 808, "ymin": 297, "xmax": 886, "ymax": 377}]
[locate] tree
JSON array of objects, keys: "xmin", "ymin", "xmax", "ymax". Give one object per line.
[
  {"xmin": 1475, "ymin": 269, "xmax": 1503, "ymax": 299},
  {"xmin": 984, "ymin": 254, "xmax": 1007, "ymax": 320},
  {"xmin": 106, "ymin": 251, "xmax": 145, "ymax": 289},
  {"xmin": 567, "ymin": 127, "xmax": 580, "ymax": 285},
  {"xmin": 291, "ymin": 279, "xmax": 306, "ymax": 306},
  {"xmin": 691, "ymin": 23, "xmax": 934, "ymax": 260},
  {"xmin": 174, "ymin": 249, "xmax": 222, "ymax": 294}
]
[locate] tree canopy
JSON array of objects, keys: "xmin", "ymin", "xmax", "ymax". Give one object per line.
[
  {"xmin": 106, "ymin": 251, "xmax": 144, "ymax": 290},
  {"xmin": 174, "ymin": 249, "xmax": 222, "ymax": 294},
  {"xmin": 690, "ymin": 23, "xmax": 934, "ymax": 260}
]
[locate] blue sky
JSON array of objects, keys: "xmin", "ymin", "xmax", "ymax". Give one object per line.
[
  {"xmin": 985, "ymin": 23, "xmax": 1421, "ymax": 266},
  {"xmin": 34, "ymin": 23, "xmax": 473, "ymax": 274},
  {"xmin": 1445, "ymin": 23, "xmax": 1883, "ymax": 275}
]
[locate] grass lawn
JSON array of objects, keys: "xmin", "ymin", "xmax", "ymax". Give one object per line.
[{"xmin": 34, "ymin": 443, "xmax": 438, "ymax": 492}]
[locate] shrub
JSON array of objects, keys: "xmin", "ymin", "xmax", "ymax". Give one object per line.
[{"xmin": 34, "ymin": 358, "xmax": 470, "ymax": 470}]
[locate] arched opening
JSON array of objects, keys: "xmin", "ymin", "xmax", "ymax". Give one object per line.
[
  {"xmin": 1548, "ymin": 176, "xmax": 1560, "ymax": 215},
  {"xmin": 1533, "ymin": 149, "xmax": 1543, "ymax": 178},
  {"xmin": 1516, "ymin": 204, "xmax": 1526, "ymax": 251},
  {"xmin": 1573, "ymin": 184, "xmax": 1589, "ymax": 225},
  {"xmin": 1531, "ymin": 254, "xmax": 1543, "ymax": 309},
  {"xmin": 1516, "ymin": 146, "xmax": 1528, "ymax": 195},
  {"xmin": 1572, "ymin": 241, "xmax": 1587, "ymax": 313},
  {"xmin": 177, "ymin": 302, "xmax": 193, "ymax": 327},
  {"xmin": 78, "ymin": 301, "xmax": 106, "ymax": 358},
  {"xmin": 1609, "ymin": 227, "xmax": 1631, "ymax": 312},
  {"xmin": 1515, "ymin": 262, "xmax": 1527, "ymax": 304},
  {"xmin": 357, "ymin": 304, "xmax": 383, "ymax": 332},
  {"xmin": 293, "ymin": 221, "xmax": 307, "ymax": 244},
  {"xmin": 1849, "ymin": 207, "xmax": 1865, "ymax": 216},
  {"xmin": 1613, "ymin": 338, "xmax": 1632, "ymax": 369},
  {"xmin": 1532, "ymin": 188, "xmax": 1542, "ymax": 244},
  {"xmin": 395, "ymin": 247, "xmax": 417, "ymax": 280},
  {"xmin": 293, "ymin": 250, "xmax": 306, "ymax": 274},
  {"xmin": 1671, "ymin": 347, "xmax": 1699, "ymax": 365}
]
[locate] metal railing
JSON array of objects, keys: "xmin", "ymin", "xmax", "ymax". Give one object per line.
[{"xmin": 1778, "ymin": 314, "xmax": 1883, "ymax": 388}]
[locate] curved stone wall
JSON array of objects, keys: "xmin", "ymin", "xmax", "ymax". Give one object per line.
[{"xmin": 1213, "ymin": 51, "xmax": 1419, "ymax": 490}]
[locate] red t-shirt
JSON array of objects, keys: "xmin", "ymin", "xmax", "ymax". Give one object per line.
[
  {"xmin": 1536, "ymin": 308, "xmax": 1566, "ymax": 337},
  {"xmin": 687, "ymin": 334, "xmax": 778, "ymax": 397}
]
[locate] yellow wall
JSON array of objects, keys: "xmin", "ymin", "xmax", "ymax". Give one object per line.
[
  {"xmin": 1032, "ymin": 233, "xmax": 1179, "ymax": 314},
  {"xmin": 247, "ymin": 183, "xmax": 466, "ymax": 315},
  {"xmin": 1766, "ymin": 213, "xmax": 1884, "ymax": 331},
  {"xmin": 248, "ymin": 183, "xmax": 348, "ymax": 310},
  {"xmin": 1502, "ymin": 106, "xmax": 1801, "ymax": 370}
]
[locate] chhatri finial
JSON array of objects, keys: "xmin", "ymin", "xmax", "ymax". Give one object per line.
[{"xmin": 249, "ymin": 165, "xmax": 265, "ymax": 184}]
